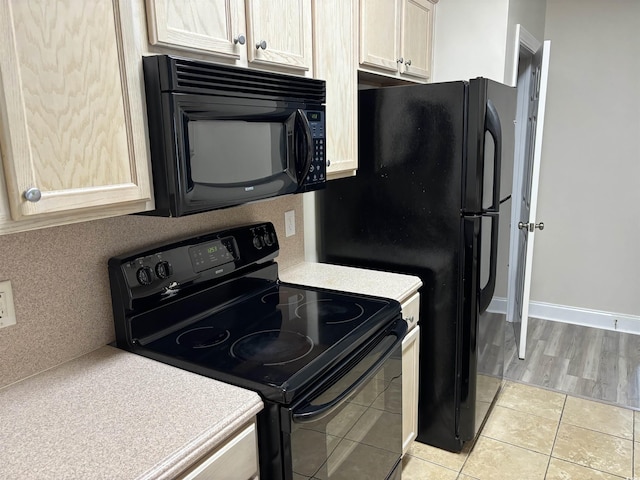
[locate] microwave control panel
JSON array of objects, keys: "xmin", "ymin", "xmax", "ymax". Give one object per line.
[{"xmin": 305, "ymin": 110, "xmax": 325, "ymax": 188}]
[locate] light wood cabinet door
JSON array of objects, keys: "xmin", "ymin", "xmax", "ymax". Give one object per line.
[
  {"xmin": 145, "ymin": 0, "xmax": 247, "ymax": 61},
  {"xmin": 401, "ymin": 293, "xmax": 420, "ymax": 454},
  {"xmin": 359, "ymin": 0, "xmax": 436, "ymax": 83},
  {"xmin": 245, "ymin": 0, "xmax": 312, "ymax": 73},
  {"xmin": 400, "ymin": 0, "xmax": 434, "ymax": 81},
  {"xmin": 313, "ymin": 0, "xmax": 358, "ymax": 179},
  {"xmin": 359, "ymin": 0, "xmax": 401, "ymax": 73},
  {"xmin": 0, "ymin": 0, "xmax": 151, "ymax": 221}
]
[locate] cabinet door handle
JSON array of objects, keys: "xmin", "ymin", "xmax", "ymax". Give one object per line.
[
  {"xmin": 405, "ymin": 59, "xmax": 412, "ymax": 66},
  {"xmin": 24, "ymin": 187, "xmax": 42, "ymax": 202},
  {"xmin": 256, "ymin": 40, "xmax": 267, "ymax": 50},
  {"xmin": 396, "ymin": 57, "xmax": 404, "ymax": 64},
  {"xmin": 233, "ymin": 34, "xmax": 246, "ymax": 45}
]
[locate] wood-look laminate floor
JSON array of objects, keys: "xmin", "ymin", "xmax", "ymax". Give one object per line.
[{"xmin": 504, "ymin": 317, "xmax": 640, "ymax": 410}]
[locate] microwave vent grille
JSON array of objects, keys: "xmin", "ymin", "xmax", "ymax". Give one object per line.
[{"xmin": 172, "ymin": 59, "xmax": 325, "ymax": 104}]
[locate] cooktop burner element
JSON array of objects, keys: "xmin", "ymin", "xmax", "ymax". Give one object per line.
[
  {"xmin": 176, "ymin": 327, "xmax": 230, "ymax": 349},
  {"xmin": 230, "ymin": 329, "xmax": 314, "ymax": 366},
  {"xmin": 261, "ymin": 289, "xmax": 304, "ymax": 306},
  {"xmin": 295, "ymin": 298, "xmax": 365, "ymax": 324}
]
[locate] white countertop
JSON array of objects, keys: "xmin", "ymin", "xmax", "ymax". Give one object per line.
[
  {"xmin": 280, "ymin": 261, "xmax": 422, "ymax": 304},
  {"xmin": 0, "ymin": 345, "xmax": 262, "ymax": 480}
]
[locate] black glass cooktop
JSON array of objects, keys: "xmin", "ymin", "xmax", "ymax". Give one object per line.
[{"xmin": 142, "ymin": 282, "xmax": 398, "ymax": 402}]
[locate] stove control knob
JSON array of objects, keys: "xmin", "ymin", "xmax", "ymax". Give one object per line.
[
  {"xmin": 263, "ymin": 232, "xmax": 274, "ymax": 247},
  {"xmin": 136, "ymin": 266, "xmax": 154, "ymax": 285},
  {"xmin": 155, "ymin": 261, "xmax": 173, "ymax": 279},
  {"xmin": 253, "ymin": 235, "xmax": 263, "ymax": 249}
]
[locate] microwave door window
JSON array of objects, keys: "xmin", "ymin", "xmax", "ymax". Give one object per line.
[{"xmin": 188, "ymin": 120, "xmax": 286, "ymax": 184}]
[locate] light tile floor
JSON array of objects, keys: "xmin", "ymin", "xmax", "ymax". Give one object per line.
[{"xmin": 402, "ymin": 381, "xmax": 639, "ymax": 480}]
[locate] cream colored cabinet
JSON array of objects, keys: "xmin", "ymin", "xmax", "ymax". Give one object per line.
[
  {"xmin": 359, "ymin": 0, "xmax": 436, "ymax": 83},
  {"xmin": 146, "ymin": 0, "xmax": 313, "ymax": 76},
  {"xmin": 312, "ymin": 0, "xmax": 358, "ymax": 179},
  {"xmin": 0, "ymin": 0, "xmax": 151, "ymax": 234},
  {"xmin": 145, "ymin": 0, "xmax": 247, "ymax": 62},
  {"xmin": 401, "ymin": 292, "xmax": 421, "ymax": 455},
  {"xmin": 179, "ymin": 420, "xmax": 259, "ymax": 480}
]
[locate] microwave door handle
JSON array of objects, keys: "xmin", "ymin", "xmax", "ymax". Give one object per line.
[
  {"xmin": 292, "ymin": 319, "xmax": 407, "ymax": 424},
  {"xmin": 484, "ymin": 100, "xmax": 502, "ymax": 213},
  {"xmin": 295, "ymin": 109, "xmax": 313, "ymax": 186}
]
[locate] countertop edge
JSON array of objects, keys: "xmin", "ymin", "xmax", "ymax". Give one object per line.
[{"xmin": 141, "ymin": 397, "xmax": 264, "ymax": 480}]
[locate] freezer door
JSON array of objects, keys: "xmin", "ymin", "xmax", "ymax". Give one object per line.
[{"xmin": 463, "ymin": 78, "xmax": 517, "ymax": 214}]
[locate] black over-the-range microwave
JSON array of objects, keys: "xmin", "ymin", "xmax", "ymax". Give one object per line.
[{"xmin": 141, "ymin": 55, "xmax": 326, "ymax": 217}]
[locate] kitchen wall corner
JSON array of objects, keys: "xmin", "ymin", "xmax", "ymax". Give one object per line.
[{"xmin": 0, "ymin": 195, "xmax": 304, "ymax": 389}]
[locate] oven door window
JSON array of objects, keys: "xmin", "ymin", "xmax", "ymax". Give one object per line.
[{"xmin": 288, "ymin": 331, "xmax": 403, "ymax": 479}]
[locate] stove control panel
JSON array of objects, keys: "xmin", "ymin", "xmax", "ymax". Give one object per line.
[{"xmin": 109, "ymin": 222, "xmax": 280, "ymax": 304}]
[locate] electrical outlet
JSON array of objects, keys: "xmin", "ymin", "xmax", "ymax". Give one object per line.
[
  {"xmin": 285, "ymin": 210, "xmax": 296, "ymax": 237},
  {"xmin": 0, "ymin": 280, "xmax": 16, "ymax": 328}
]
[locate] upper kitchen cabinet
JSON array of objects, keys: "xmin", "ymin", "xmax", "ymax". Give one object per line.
[
  {"xmin": 145, "ymin": 0, "xmax": 248, "ymax": 62},
  {"xmin": 145, "ymin": 0, "xmax": 313, "ymax": 76},
  {"xmin": 312, "ymin": 0, "xmax": 358, "ymax": 179},
  {"xmin": 0, "ymin": 0, "xmax": 152, "ymax": 234},
  {"xmin": 359, "ymin": 0, "xmax": 437, "ymax": 83}
]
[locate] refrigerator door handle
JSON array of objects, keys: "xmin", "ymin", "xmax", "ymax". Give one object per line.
[
  {"xmin": 479, "ymin": 212, "xmax": 499, "ymax": 313},
  {"xmin": 483, "ymin": 100, "xmax": 502, "ymax": 213}
]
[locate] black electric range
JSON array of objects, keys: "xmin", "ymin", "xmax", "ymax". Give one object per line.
[{"xmin": 108, "ymin": 222, "xmax": 405, "ymax": 480}]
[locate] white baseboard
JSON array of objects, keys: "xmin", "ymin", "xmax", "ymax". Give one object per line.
[{"xmin": 487, "ymin": 297, "xmax": 640, "ymax": 335}]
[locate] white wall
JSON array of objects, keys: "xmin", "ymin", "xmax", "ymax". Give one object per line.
[
  {"xmin": 432, "ymin": 0, "xmax": 546, "ymax": 84},
  {"xmin": 504, "ymin": 0, "xmax": 548, "ymax": 85},
  {"xmin": 530, "ymin": 0, "xmax": 640, "ymax": 317},
  {"xmin": 432, "ymin": 0, "xmax": 510, "ymax": 83}
]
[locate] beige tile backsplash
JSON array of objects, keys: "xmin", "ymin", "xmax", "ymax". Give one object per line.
[{"xmin": 0, "ymin": 195, "xmax": 305, "ymax": 389}]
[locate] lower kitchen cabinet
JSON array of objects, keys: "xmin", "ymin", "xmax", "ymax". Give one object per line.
[
  {"xmin": 179, "ymin": 420, "xmax": 259, "ymax": 480},
  {"xmin": 401, "ymin": 292, "xmax": 421, "ymax": 454}
]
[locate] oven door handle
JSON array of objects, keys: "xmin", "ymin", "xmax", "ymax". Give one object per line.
[{"xmin": 292, "ymin": 319, "xmax": 407, "ymax": 424}]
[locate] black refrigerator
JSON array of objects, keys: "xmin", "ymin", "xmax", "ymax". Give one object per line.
[{"xmin": 316, "ymin": 78, "xmax": 516, "ymax": 452}]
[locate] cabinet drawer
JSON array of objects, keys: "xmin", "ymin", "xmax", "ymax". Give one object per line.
[
  {"xmin": 401, "ymin": 292, "xmax": 420, "ymax": 332},
  {"xmin": 180, "ymin": 421, "xmax": 258, "ymax": 480}
]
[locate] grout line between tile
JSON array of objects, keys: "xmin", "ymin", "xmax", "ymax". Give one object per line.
[{"xmin": 544, "ymin": 394, "xmax": 567, "ymax": 479}]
